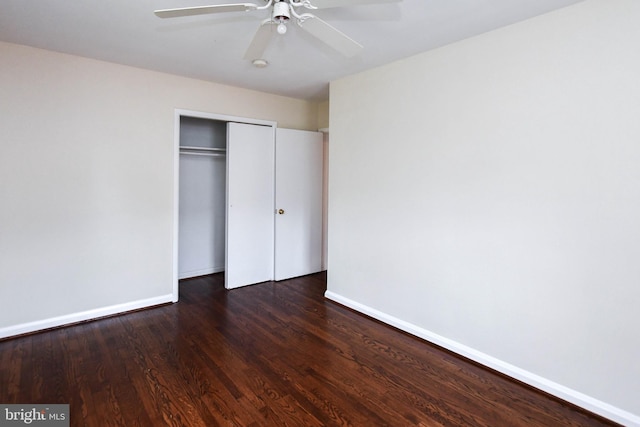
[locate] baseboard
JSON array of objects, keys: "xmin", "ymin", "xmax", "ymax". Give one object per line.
[
  {"xmin": 0, "ymin": 294, "xmax": 174, "ymax": 340},
  {"xmin": 324, "ymin": 290, "xmax": 640, "ymax": 427},
  {"xmin": 178, "ymin": 266, "xmax": 224, "ymax": 280}
]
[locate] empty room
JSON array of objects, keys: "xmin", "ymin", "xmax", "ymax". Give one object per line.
[{"xmin": 1, "ymin": 0, "xmax": 638, "ymax": 425}]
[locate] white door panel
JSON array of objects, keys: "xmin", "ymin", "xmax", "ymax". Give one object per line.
[
  {"xmin": 225, "ymin": 122, "xmax": 275, "ymax": 289},
  {"xmin": 275, "ymin": 128, "xmax": 324, "ymax": 281}
]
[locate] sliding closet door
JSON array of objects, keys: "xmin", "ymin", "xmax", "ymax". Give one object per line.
[
  {"xmin": 274, "ymin": 128, "xmax": 323, "ymax": 281},
  {"xmin": 225, "ymin": 122, "xmax": 275, "ymax": 289}
]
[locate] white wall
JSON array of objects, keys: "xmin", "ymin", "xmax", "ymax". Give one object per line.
[
  {"xmin": 0, "ymin": 41, "xmax": 317, "ymax": 337},
  {"xmin": 327, "ymin": 0, "xmax": 640, "ymax": 424}
]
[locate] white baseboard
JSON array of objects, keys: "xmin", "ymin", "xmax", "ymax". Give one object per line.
[
  {"xmin": 0, "ymin": 294, "xmax": 174, "ymax": 340},
  {"xmin": 178, "ymin": 266, "xmax": 224, "ymax": 280},
  {"xmin": 324, "ymin": 290, "xmax": 640, "ymax": 427}
]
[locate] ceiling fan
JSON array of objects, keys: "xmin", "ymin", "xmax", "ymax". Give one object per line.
[{"xmin": 155, "ymin": 0, "xmax": 401, "ymax": 60}]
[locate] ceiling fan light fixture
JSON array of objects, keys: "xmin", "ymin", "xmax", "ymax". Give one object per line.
[{"xmin": 272, "ymin": 1, "xmax": 290, "ymax": 35}]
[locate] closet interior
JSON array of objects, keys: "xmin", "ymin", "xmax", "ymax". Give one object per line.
[{"xmin": 178, "ymin": 117, "xmax": 227, "ymax": 279}]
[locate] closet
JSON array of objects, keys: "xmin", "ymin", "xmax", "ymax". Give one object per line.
[
  {"xmin": 178, "ymin": 117, "xmax": 227, "ymax": 279},
  {"xmin": 176, "ymin": 112, "xmax": 323, "ymax": 290}
]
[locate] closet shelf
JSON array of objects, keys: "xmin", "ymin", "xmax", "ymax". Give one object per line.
[
  {"xmin": 180, "ymin": 146, "xmax": 226, "ymax": 152},
  {"xmin": 180, "ymin": 151, "xmax": 225, "ymax": 157},
  {"xmin": 180, "ymin": 146, "xmax": 226, "ymax": 157}
]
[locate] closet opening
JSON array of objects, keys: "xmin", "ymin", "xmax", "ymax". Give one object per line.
[{"xmin": 178, "ymin": 116, "xmax": 227, "ymax": 280}]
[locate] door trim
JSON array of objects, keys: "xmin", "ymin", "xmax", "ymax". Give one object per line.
[{"xmin": 172, "ymin": 109, "xmax": 277, "ymax": 302}]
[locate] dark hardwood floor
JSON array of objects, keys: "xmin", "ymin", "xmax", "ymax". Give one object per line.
[{"xmin": 1, "ymin": 272, "xmax": 618, "ymax": 426}]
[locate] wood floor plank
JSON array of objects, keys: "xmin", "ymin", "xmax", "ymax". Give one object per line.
[{"xmin": 0, "ymin": 272, "xmax": 619, "ymax": 426}]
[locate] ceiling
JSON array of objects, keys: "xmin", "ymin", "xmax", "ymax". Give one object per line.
[{"xmin": 0, "ymin": 0, "xmax": 583, "ymax": 101}]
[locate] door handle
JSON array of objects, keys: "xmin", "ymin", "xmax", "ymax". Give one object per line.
[{"xmin": 278, "ymin": 209, "xmax": 285, "ymax": 215}]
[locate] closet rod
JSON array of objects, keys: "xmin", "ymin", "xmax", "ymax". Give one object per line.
[{"xmin": 180, "ymin": 151, "xmax": 226, "ymax": 158}]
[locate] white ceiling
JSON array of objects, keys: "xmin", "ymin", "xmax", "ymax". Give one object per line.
[{"xmin": 0, "ymin": 0, "xmax": 583, "ymax": 101}]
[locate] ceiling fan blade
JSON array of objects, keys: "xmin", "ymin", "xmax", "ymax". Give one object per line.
[
  {"xmin": 308, "ymin": 0, "xmax": 401, "ymax": 9},
  {"xmin": 244, "ymin": 20, "xmax": 275, "ymax": 60},
  {"xmin": 299, "ymin": 16, "xmax": 363, "ymax": 57},
  {"xmin": 154, "ymin": 3, "xmax": 258, "ymax": 18}
]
